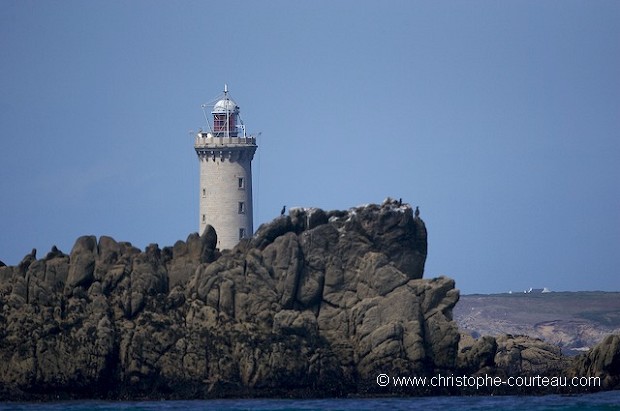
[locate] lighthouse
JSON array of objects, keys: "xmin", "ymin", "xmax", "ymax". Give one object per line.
[{"xmin": 194, "ymin": 85, "xmax": 257, "ymax": 250}]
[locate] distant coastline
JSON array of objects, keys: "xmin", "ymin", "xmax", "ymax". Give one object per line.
[
  {"xmin": 461, "ymin": 291, "xmax": 620, "ymax": 296},
  {"xmin": 455, "ymin": 291, "xmax": 620, "ymax": 355}
]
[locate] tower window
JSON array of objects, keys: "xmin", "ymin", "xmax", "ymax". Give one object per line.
[
  {"xmin": 238, "ymin": 177, "xmax": 244, "ymax": 189},
  {"xmin": 239, "ymin": 228, "xmax": 246, "ymax": 239},
  {"xmin": 202, "ymin": 214, "xmax": 206, "ymax": 222},
  {"xmin": 202, "ymin": 188, "xmax": 206, "ymax": 198},
  {"xmin": 238, "ymin": 202, "xmax": 245, "ymax": 214}
]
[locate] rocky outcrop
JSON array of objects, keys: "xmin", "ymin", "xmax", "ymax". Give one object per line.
[
  {"xmin": 458, "ymin": 333, "xmax": 568, "ymax": 376},
  {"xmin": 457, "ymin": 332, "xmax": 620, "ymax": 393},
  {"xmin": 1, "ymin": 199, "xmax": 618, "ymax": 400},
  {"xmin": 0, "ymin": 199, "xmax": 448, "ymax": 399},
  {"xmin": 568, "ymin": 334, "xmax": 620, "ymax": 390}
]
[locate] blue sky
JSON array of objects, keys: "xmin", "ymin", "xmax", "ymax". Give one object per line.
[{"xmin": 1, "ymin": 1, "xmax": 618, "ymax": 294}]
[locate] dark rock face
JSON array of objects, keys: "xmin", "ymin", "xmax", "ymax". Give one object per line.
[
  {"xmin": 457, "ymin": 332, "xmax": 620, "ymax": 394},
  {"xmin": 569, "ymin": 334, "xmax": 620, "ymax": 390},
  {"xmin": 0, "ymin": 198, "xmax": 618, "ymax": 399},
  {"xmin": 458, "ymin": 333, "xmax": 569, "ymax": 377},
  {"xmin": 0, "ymin": 199, "xmax": 442, "ymax": 399}
]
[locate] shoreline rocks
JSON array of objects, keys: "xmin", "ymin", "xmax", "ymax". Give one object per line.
[{"xmin": 0, "ymin": 199, "xmax": 618, "ymax": 400}]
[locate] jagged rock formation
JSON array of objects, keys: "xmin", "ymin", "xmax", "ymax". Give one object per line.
[
  {"xmin": 568, "ymin": 334, "xmax": 620, "ymax": 390},
  {"xmin": 457, "ymin": 332, "xmax": 620, "ymax": 393},
  {"xmin": 0, "ymin": 199, "xmax": 449, "ymax": 399},
  {"xmin": 457, "ymin": 333, "xmax": 569, "ymax": 391},
  {"xmin": 0, "ymin": 198, "xmax": 618, "ymax": 400}
]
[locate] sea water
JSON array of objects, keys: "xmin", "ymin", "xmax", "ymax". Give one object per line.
[{"xmin": 1, "ymin": 391, "xmax": 620, "ymax": 411}]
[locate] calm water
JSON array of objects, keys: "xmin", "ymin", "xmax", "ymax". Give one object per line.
[{"xmin": 1, "ymin": 391, "xmax": 620, "ymax": 411}]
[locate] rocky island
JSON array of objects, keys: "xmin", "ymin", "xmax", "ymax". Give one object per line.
[{"xmin": 0, "ymin": 199, "xmax": 618, "ymax": 400}]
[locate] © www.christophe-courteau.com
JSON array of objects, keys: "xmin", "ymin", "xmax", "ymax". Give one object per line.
[{"xmin": 376, "ymin": 373, "xmax": 601, "ymax": 390}]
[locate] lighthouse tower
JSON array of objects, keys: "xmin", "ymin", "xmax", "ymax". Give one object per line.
[{"xmin": 194, "ymin": 85, "xmax": 257, "ymax": 250}]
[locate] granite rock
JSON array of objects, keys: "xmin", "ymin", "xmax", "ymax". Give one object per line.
[{"xmin": 1, "ymin": 199, "xmax": 617, "ymax": 399}]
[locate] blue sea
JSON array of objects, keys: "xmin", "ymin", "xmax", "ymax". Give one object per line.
[{"xmin": 1, "ymin": 392, "xmax": 620, "ymax": 411}]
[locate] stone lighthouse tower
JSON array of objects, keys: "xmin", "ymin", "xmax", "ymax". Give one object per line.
[{"xmin": 194, "ymin": 85, "xmax": 257, "ymax": 250}]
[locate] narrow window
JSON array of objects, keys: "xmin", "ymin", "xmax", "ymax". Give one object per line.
[
  {"xmin": 239, "ymin": 228, "xmax": 246, "ymax": 240},
  {"xmin": 202, "ymin": 214, "xmax": 206, "ymax": 222},
  {"xmin": 238, "ymin": 202, "xmax": 245, "ymax": 214},
  {"xmin": 202, "ymin": 188, "xmax": 206, "ymax": 198},
  {"xmin": 238, "ymin": 177, "xmax": 244, "ymax": 189}
]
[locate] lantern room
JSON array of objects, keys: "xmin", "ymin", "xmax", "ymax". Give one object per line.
[{"xmin": 211, "ymin": 90, "xmax": 239, "ymax": 137}]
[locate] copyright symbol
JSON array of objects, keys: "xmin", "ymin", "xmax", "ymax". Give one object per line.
[{"xmin": 376, "ymin": 373, "xmax": 390, "ymax": 387}]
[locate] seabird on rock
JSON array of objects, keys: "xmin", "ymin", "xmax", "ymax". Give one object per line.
[
  {"xmin": 280, "ymin": 205, "xmax": 286, "ymax": 216},
  {"xmin": 415, "ymin": 206, "xmax": 420, "ymax": 217}
]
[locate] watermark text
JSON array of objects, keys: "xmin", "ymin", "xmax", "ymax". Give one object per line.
[{"xmin": 376, "ymin": 373, "xmax": 600, "ymax": 390}]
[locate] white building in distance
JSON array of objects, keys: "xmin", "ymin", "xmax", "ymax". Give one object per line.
[{"xmin": 194, "ymin": 85, "xmax": 257, "ymax": 250}]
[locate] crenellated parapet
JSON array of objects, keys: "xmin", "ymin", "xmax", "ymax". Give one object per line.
[
  {"xmin": 194, "ymin": 133, "xmax": 257, "ymax": 147},
  {"xmin": 194, "ymin": 133, "xmax": 257, "ymax": 163},
  {"xmin": 195, "ymin": 146, "xmax": 257, "ymax": 163}
]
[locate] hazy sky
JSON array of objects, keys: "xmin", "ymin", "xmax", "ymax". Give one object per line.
[{"xmin": 1, "ymin": 1, "xmax": 618, "ymax": 294}]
